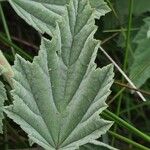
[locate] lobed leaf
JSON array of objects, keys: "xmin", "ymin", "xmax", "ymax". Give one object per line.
[
  {"xmin": 8, "ymin": 0, "xmax": 110, "ymax": 36},
  {"xmin": 4, "ymin": 0, "xmax": 114, "ymax": 149},
  {"xmin": 8, "ymin": 0, "xmax": 65, "ymax": 35}
]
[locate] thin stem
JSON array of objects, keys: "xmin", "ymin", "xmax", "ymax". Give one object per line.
[
  {"xmin": 102, "ymin": 110, "xmax": 150, "ymax": 143},
  {"xmin": 114, "ymin": 81, "xmax": 150, "ymax": 96},
  {"xmin": 3, "ymin": 118, "xmax": 8, "ymax": 150},
  {"xmin": 126, "ymin": 95, "xmax": 132, "ymax": 148},
  {"xmin": 124, "ymin": 0, "xmax": 133, "ymax": 71},
  {"xmin": 112, "ymin": 0, "xmax": 133, "ymax": 144},
  {"xmin": 0, "ymin": 4, "xmax": 15, "ymax": 57},
  {"xmin": 109, "ymin": 81, "xmax": 150, "ymax": 105},
  {"xmin": 12, "ymin": 36, "xmax": 38, "ymax": 50},
  {"xmin": 0, "ymin": 33, "xmax": 32, "ymax": 61},
  {"xmin": 108, "ymin": 88, "xmax": 125, "ymax": 105},
  {"xmin": 109, "ymin": 131, "xmax": 150, "ymax": 150},
  {"xmin": 111, "ymin": 93, "xmax": 123, "ymax": 145},
  {"xmin": 106, "ymin": 0, "xmax": 119, "ymax": 19},
  {"xmin": 120, "ymin": 101, "xmax": 150, "ymax": 114},
  {"xmin": 101, "ymin": 33, "xmax": 118, "ymax": 45},
  {"xmin": 103, "ymin": 28, "xmax": 139, "ymax": 33},
  {"xmin": 99, "ymin": 46, "xmax": 146, "ymax": 101},
  {"xmin": 106, "ymin": 0, "xmax": 134, "ymax": 57}
]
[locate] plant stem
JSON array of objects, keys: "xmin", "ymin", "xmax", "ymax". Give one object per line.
[
  {"xmin": 12, "ymin": 36, "xmax": 38, "ymax": 50},
  {"xmin": 0, "ymin": 33, "xmax": 32, "ymax": 61},
  {"xmin": 102, "ymin": 110, "xmax": 150, "ymax": 143},
  {"xmin": 114, "ymin": 81, "xmax": 150, "ymax": 96},
  {"xmin": 0, "ymin": 4, "xmax": 15, "ymax": 57},
  {"xmin": 106, "ymin": 0, "xmax": 119, "ymax": 19},
  {"xmin": 103, "ymin": 28, "xmax": 139, "ymax": 33},
  {"xmin": 124, "ymin": 0, "xmax": 133, "ymax": 71},
  {"xmin": 100, "ymin": 46, "xmax": 146, "ymax": 102},
  {"xmin": 120, "ymin": 101, "xmax": 150, "ymax": 114},
  {"xmin": 108, "ymin": 88, "xmax": 125, "ymax": 105},
  {"xmin": 112, "ymin": 0, "xmax": 133, "ymax": 144},
  {"xmin": 109, "ymin": 131, "xmax": 150, "ymax": 150},
  {"xmin": 3, "ymin": 118, "xmax": 8, "ymax": 150}
]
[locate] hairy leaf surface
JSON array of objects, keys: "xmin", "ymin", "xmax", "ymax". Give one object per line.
[
  {"xmin": 4, "ymin": 0, "xmax": 114, "ymax": 149},
  {"xmin": 0, "ymin": 70, "xmax": 7, "ymax": 133},
  {"xmin": 8, "ymin": 0, "xmax": 64, "ymax": 35},
  {"xmin": 130, "ymin": 17, "xmax": 150, "ymax": 87},
  {"xmin": 79, "ymin": 140, "xmax": 118, "ymax": 150},
  {"xmin": 8, "ymin": 0, "xmax": 110, "ymax": 35},
  {"xmin": 0, "ymin": 51, "xmax": 12, "ymax": 133}
]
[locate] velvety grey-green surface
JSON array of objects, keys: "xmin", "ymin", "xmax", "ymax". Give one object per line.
[
  {"xmin": 4, "ymin": 0, "xmax": 114, "ymax": 149},
  {"xmin": 0, "ymin": 70, "xmax": 7, "ymax": 133},
  {"xmin": 8, "ymin": 0, "xmax": 110, "ymax": 35}
]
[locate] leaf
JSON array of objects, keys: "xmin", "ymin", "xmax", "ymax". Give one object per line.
[
  {"xmin": 79, "ymin": 140, "xmax": 118, "ymax": 150},
  {"xmin": 132, "ymin": 0, "xmax": 150, "ymax": 15},
  {"xmin": 0, "ymin": 51, "xmax": 13, "ymax": 133},
  {"xmin": 30, "ymin": 0, "xmax": 111, "ymax": 13},
  {"xmin": 104, "ymin": 0, "xmax": 150, "ymax": 30},
  {"xmin": 0, "ymin": 50, "xmax": 14, "ymax": 85},
  {"xmin": 4, "ymin": 0, "xmax": 114, "ymax": 149},
  {"xmin": 130, "ymin": 17, "xmax": 150, "ymax": 87},
  {"xmin": 8, "ymin": 0, "xmax": 110, "ymax": 35},
  {"xmin": 116, "ymin": 0, "xmax": 150, "ymax": 17},
  {"xmin": 8, "ymin": 0, "xmax": 65, "ymax": 35},
  {"xmin": 0, "ymin": 70, "xmax": 7, "ymax": 133}
]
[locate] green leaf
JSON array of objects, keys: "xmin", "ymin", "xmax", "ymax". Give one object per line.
[
  {"xmin": 0, "ymin": 51, "xmax": 10, "ymax": 133},
  {"xmin": 116, "ymin": 0, "xmax": 150, "ymax": 17},
  {"xmin": 104, "ymin": 0, "xmax": 150, "ymax": 29},
  {"xmin": 0, "ymin": 70, "xmax": 7, "ymax": 133},
  {"xmin": 130, "ymin": 17, "xmax": 150, "ymax": 87},
  {"xmin": 4, "ymin": 0, "xmax": 114, "ymax": 149},
  {"xmin": 132, "ymin": 0, "xmax": 150, "ymax": 15},
  {"xmin": 8, "ymin": 0, "xmax": 65, "ymax": 35},
  {"xmin": 79, "ymin": 140, "xmax": 118, "ymax": 150},
  {"xmin": 0, "ymin": 50, "xmax": 14, "ymax": 84},
  {"xmin": 30, "ymin": 0, "xmax": 111, "ymax": 13},
  {"xmin": 8, "ymin": 0, "xmax": 110, "ymax": 35}
]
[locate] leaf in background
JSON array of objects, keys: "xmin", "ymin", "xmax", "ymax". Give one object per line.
[
  {"xmin": 4, "ymin": 0, "xmax": 114, "ymax": 149},
  {"xmin": 79, "ymin": 140, "xmax": 118, "ymax": 150},
  {"xmin": 0, "ymin": 70, "xmax": 7, "ymax": 133},
  {"xmin": 116, "ymin": 0, "xmax": 150, "ymax": 18},
  {"xmin": 130, "ymin": 17, "xmax": 150, "ymax": 87},
  {"xmin": 132, "ymin": 0, "xmax": 150, "ymax": 15},
  {"xmin": 0, "ymin": 50, "xmax": 14, "ymax": 85},
  {"xmin": 104, "ymin": 0, "xmax": 150, "ymax": 30},
  {"xmin": 8, "ymin": 0, "xmax": 110, "ymax": 36}
]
